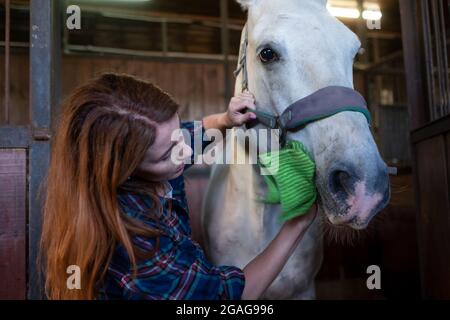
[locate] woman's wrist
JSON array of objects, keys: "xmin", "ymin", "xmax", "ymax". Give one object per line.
[
  {"xmin": 219, "ymin": 111, "xmax": 233, "ymax": 128},
  {"xmin": 202, "ymin": 112, "xmax": 233, "ymax": 133},
  {"xmin": 282, "ymin": 204, "xmax": 318, "ymax": 236}
]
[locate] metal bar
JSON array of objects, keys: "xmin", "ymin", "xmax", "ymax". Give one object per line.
[
  {"xmin": 221, "ymin": 0, "xmax": 231, "ymax": 103},
  {"xmin": 78, "ymin": 5, "xmax": 245, "ymax": 29},
  {"xmin": 431, "ymin": 0, "xmax": 445, "ymax": 118},
  {"xmin": 5, "ymin": 0, "xmax": 10, "ymax": 124},
  {"xmin": 53, "ymin": 0, "xmax": 62, "ymax": 119},
  {"xmin": 74, "ymin": 7, "xmax": 245, "ymax": 32},
  {"xmin": 65, "ymin": 44, "xmax": 238, "ymax": 62},
  {"xmin": 29, "ymin": 0, "xmax": 60, "ymax": 299},
  {"xmin": 0, "ymin": 41, "xmax": 29, "ymax": 48},
  {"xmin": 399, "ymin": 2, "xmax": 431, "ymax": 299},
  {"xmin": 399, "ymin": 0, "xmax": 428, "ymax": 129},
  {"xmin": 438, "ymin": 0, "xmax": 450, "ymax": 116},
  {"xmin": 421, "ymin": 0, "xmax": 437, "ymax": 121},
  {"xmin": 161, "ymin": 19, "xmax": 168, "ymax": 56}
]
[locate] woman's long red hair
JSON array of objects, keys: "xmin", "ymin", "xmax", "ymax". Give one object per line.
[{"xmin": 40, "ymin": 73, "xmax": 179, "ymax": 299}]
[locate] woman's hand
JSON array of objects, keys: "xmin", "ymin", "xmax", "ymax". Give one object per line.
[
  {"xmin": 202, "ymin": 91, "xmax": 258, "ymax": 136},
  {"xmin": 223, "ymin": 91, "xmax": 257, "ymax": 127}
]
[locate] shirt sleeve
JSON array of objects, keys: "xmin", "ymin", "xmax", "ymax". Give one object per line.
[
  {"xmin": 117, "ymin": 235, "xmax": 245, "ymax": 300},
  {"xmin": 180, "ymin": 121, "xmax": 214, "ymax": 171}
]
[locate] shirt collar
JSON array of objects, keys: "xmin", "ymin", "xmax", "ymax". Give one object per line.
[{"xmin": 162, "ymin": 181, "xmax": 173, "ymax": 199}]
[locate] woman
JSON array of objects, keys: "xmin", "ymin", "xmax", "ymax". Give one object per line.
[{"xmin": 40, "ymin": 73, "xmax": 317, "ymax": 300}]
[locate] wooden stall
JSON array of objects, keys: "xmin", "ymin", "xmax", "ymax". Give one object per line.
[{"xmin": 400, "ymin": 0, "xmax": 450, "ymax": 299}]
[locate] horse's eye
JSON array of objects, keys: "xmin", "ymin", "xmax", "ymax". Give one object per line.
[{"xmin": 259, "ymin": 48, "xmax": 278, "ymax": 63}]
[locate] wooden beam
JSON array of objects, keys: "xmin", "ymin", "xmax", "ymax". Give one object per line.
[{"xmin": 399, "ymin": 0, "xmax": 428, "ymax": 129}]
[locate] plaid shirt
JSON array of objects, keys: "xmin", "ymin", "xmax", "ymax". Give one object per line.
[{"xmin": 99, "ymin": 121, "xmax": 245, "ymax": 300}]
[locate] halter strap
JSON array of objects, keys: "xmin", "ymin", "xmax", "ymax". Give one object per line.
[
  {"xmin": 281, "ymin": 86, "xmax": 371, "ymax": 129},
  {"xmin": 233, "ymin": 25, "xmax": 371, "ymax": 136}
]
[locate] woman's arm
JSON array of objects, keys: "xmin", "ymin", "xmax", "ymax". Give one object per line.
[
  {"xmin": 241, "ymin": 204, "xmax": 318, "ymax": 300},
  {"xmin": 202, "ymin": 92, "xmax": 257, "ymax": 136}
]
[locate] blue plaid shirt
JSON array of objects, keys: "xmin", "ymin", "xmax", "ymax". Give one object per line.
[{"xmin": 99, "ymin": 121, "xmax": 245, "ymax": 300}]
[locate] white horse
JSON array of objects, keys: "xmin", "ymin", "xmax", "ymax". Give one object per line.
[{"xmin": 201, "ymin": 0, "xmax": 390, "ymax": 299}]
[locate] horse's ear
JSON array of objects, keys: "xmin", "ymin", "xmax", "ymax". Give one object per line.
[{"xmin": 235, "ymin": 0, "xmax": 260, "ymax": 10}]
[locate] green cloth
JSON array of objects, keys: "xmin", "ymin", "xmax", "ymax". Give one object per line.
[{"xmin": 258, "ymin": 140, "xmax": 317, "ymax": 221}]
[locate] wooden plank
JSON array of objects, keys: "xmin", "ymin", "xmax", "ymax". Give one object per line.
[
  {"xmin": 0, "ymin": 54, "xmax": 30, "ymax": 125},
  {"xmin": 0, "ymin": 149, "xmax": 27, "ymax": 299},
  {"xmin": 399, "ymin": 0, "xmax": 429, "ymax": 129},
  {"xmin": 411, "ymin": 114, "xmax": 450, "ymax": 143},
  {"xmin": 379, "ymin": 106, "xmax": 411, "ymax": 164},
  {"xmin": 61, "ymin": 56, "xmax": 232, "ymax": 121},
  {"xmin": 447, "ymin": 132, "xmax": 450, "ymax": 241},
  {"xmin": 203, "ymin": 63, "xmax": 226, "ymax": 115},
  {"xmin": 415, "ymin": 135, "xmax": 450, "ymax": 299},
  {"xmin": 181, "ymin": 63, "xmax": 198, "ymax": 120}
]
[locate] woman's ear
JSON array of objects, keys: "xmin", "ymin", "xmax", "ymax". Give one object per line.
[{"xmin": 235, "ymin": 0, "xmax": 261, "ymax": 10}]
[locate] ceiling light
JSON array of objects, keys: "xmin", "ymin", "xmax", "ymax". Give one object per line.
[{"xmin": 327, "ymin": 0, "xmax": 382, "ymax": 21}]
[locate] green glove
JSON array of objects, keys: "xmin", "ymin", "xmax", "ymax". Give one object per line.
[{"xmin": 258, "ymin": 140, "xmax": 317, "ymax": 221}]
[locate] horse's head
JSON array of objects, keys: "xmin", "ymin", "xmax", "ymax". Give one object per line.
[{"xmin": 236, "ymin": 0, "xmax": 390, "ymax": 230}]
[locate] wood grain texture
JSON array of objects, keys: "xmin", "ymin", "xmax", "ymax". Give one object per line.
[
  {"xmin": 60, "ymin": 56, "xmax": 229, "ymax": 121},
  {"xmin": 0, "ymin": 149, "xmax": 27, "ymax": 299},
  {"xmin": 415, "ymin": 135, "xmax": 450, "ymax": 299},
  {"xmin": 0, "ymin": 54, "xmax": 30, "ymax": 125}
]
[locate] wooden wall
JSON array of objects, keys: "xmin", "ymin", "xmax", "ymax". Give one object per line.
[
  {"xmin": 61, "ymin": 55, "xmax": 230, "ymax": 122},
  {"xmin": 0, "ymin": 149, "xmax": 27, "ymax": 299},
  {"xmin": 412, "ymin": 120, "xmax": 450, "ymax": 299},
  {"xmin": 400, "ymin": 0, "xmax": 450, "ymax": 299},
  {"xmin": 0, "ymin": 53, "xmax": 30, "ymax": 125},
  {"xmin": 0, "ymin": 53, "xmax": 231, "ymax": 125}
]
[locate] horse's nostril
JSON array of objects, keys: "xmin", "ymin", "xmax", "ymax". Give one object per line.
[{"xmin": 329, "ymin": 169, "xmax": 354, "ymax": 196}]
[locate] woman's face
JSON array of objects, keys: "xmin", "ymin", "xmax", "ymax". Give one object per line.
[{"xmin": 134, "ymin": 114, "xmax": 192, "ymax": 182}]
